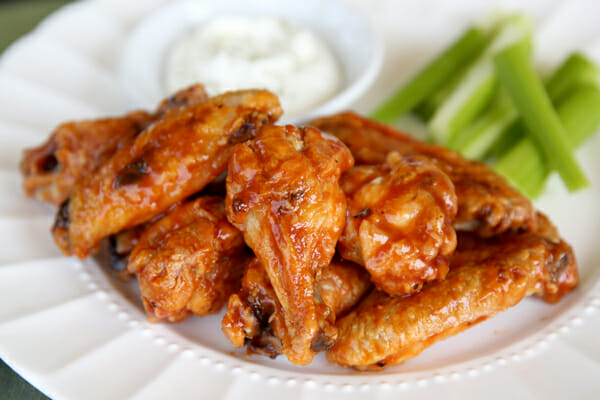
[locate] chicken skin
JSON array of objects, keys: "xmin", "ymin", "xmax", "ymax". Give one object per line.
[
  {"xmin": 311, "ymin": 112, "xmax": 537, "ymax": 236},
  {"xmin": 53, "ymin": 89, "xmax": 282, "ymax": 258},
  {"xmin": 225, "ymin": 124, "xmax": 354, "ymax": 365},
  {"xmin": 327, "ymin": 213, "xmax": 578, "ymax": 370},
  {"xmin": 222, "ymin": 258, "xmax": 372, "ymax": 358},
  {"xmin": 20, "ymin": 84, "xmax": 209, "ymax": 205},
  {"xmin": 339, "ymin": 151, "xmax": 457, "ymax": 295},
  {"xmin": 128, "ymin": 196, "xmax": 248, "ymax": 322}
]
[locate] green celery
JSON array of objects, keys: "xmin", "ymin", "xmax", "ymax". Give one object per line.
[
  {"xmin": 545, "ymin": 53, "xmax": 599, "ymax": 103},
  {"xmin": 454, "ymin": 53, "xmax": 598, "ymax": 159},
  {"xmin": 487, "ymin": 119, "xmax": 522, "ymax": 158},
  {"xmin": 429, "ymin": 15, "xmax": 531, "ymax": 145},
  {"xmin": 487, "ymin": 52, "xmax": 599, "ymax": 158},
  {"xmin": 559, "ymin": 84, "xmax": 600, "ymax": 147},
  {"xmin": 370, "ymin": 26, "xmax": 490, "ymax": 123},
  {"xmin": 494, "ymin": 40, "xmax": 588, "ymax": 191},
  {"xmin": 495, "ymin": 139, "xmax": 547, "ymax": 198},
  {"xmin": 495, "ymin": 84, "xmax": 600, "ymax": 197},
  {"xmin": 449, "ymin": 88, "xmax": 516, "ymax": 158},
  {"xmin": 414, "ymin": 62, "xmax": 470, "ymax": 121}
]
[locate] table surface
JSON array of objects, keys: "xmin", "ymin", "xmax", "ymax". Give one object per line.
[{"xmin": 0, "ymin": 2, "xmax": 70, "ymax": 397}]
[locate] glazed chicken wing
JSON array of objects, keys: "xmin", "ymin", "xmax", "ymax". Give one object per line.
[
  {"xmin": 317, "ymin": 259, "xmax": 373, "ymax": 317},
  {"xmin": 225, "ymin": 124, "xmax": 354, "ymax": 365},
  {"xmin": 53, "ymin": 89, "xmax": 282, "ymax": 258},
  {"xmin": 222, "ymin": 258, "xmax": 372, "ymax": 358},
  {"xmin": 339, "ymin": 151, "xmax": 457, "ymax": 295},
  {"xmin": 311, "ymin": 112, "xmax": 537, "ymax": 236},
  {"xmin": 327, "ymin": 213, "xmax": 578, "ymax": 370},
  {"xmin": 128, "ymin": 196, "xmax": 248, "ymax": 322},
  {"xmin": 221, "ymin": 258, "xmax": 287, "ymax": 357},
  {"xmin": 20, "ymin": 84, "xmax": 209, "ymax": 205}
]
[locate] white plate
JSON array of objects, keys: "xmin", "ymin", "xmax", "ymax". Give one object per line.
[{"xmin": 0, "ymin": 0, "xmax": 599, "ymax": 399}]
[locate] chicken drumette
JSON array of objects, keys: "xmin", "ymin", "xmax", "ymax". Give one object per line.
[
  {"xmin": 225, "ymin": 124, "xmax": 354, "ymax": 365},
  {"xmin": 327, "ymin": 213, "xmax": 578, "ymax": 370},
  {"xmin": 222, "ymin": 258, "xmax": 372, "ymax": 358},
  {"xmin": 311, "ymin": 112, "xmax": 537, "ymax": 237},
  {"xmin": 128, "ymin": 196, "xmax": 249, "ymax": 322},
  {"xmin": 339, "ymin": 151, "xmax": 457, "ymax": 295},
  {"xmin": 53, "ymin": 89, "xmax": 282, "ymax": 258},
  {"xmin": 20, "ymin": 84, "xmax": 209, "ymax": 205}
]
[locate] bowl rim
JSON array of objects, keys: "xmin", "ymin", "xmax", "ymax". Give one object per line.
[{"xmin": 117, "ymin": 0, "xmax": 384, "ymax": 122}]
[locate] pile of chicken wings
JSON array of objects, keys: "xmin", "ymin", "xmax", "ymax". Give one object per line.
[{"xmin": 21, "ymin": 85, "xmax": 578, "ymax": 370}]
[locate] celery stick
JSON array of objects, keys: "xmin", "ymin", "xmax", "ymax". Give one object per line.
[
  {"xmin": 370, "ymin": 27, "xmax": 490, "ymax": 123},
  {"xmin": 494, "ymin": 40, "xmax": 588, "ymax": 191},
  {"xmin": 495, "ymin": 85, "xmax": 600, "ymax": 197},
  {"xmin": 495, "ymin": 138, "xmax": 546, "ymax": 198},
  {"xmin": 414, "ymin": 62, "xmax": 470, "ymax": 121},
  {"xmin": 487, "ymin": 52, "xmax": 599, "ymax": 158},
  {"xmin": 559, "ymin": 84, "xmax": 600, "ymax": 147},
  {"xmin": 450, "ymin": 88, "xmax": 516, "ymax": 158},
  {"xmin": 455, "ymin": 52, "xmax": 599, "ymax": 159},
  {"xmin": 545, "ymin": 53, "xmax": 599, "ymax": 103},
  {"xmin": 487, "ymin": 119, "xmax": 522, "ymax": 158},
  {"xmin": 429, "ymin": 15, "xmax": 531, "ymax": 145}
]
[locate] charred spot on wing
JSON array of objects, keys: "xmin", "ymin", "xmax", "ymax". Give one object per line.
[
  {"xmin": 106, "ymin": 235, "xmax": 128, "ymax": 271},
  {"xmin": 39, "ymin": 153, "xmax": 59, "ymax": 173},
  {"xmin": 552, "ymin": 250, "xmax": 572, "ymax": 280},
  {"xmin": 310, "ymin": 331, "xmax": 335, "ymax": 352},
  {"xmin": 228, "ymin": 120, "xmax": 256, "ymax": 144},
  {"xmin": 248, "ymin": 295, "xmax": 273, "ymax": 331},
  {"xmin": 114, "ymin": 158, "xmax": 148, "ymax": 188},
  {"xmin": 353, "ymin": 208, "xmax": 372, "ymax": 218},
  {"xmin": 279, "ymin": 190, "xmax": 305, "ymax": 213},
  {"xmin": 248, "ymin": 331, "xmax": 283, "ymax": 359},
  {"xmin": 53, "ymin": 199, "xmax": 70, "ymax": 230},
  {"xmin": 558, "ymin": 251, "xmax": 572, "ymax": 271},
  {"xmin": 166, "ymin": 94, "xmax": 181, "ymax": 108},
  {"xmin": 376, "ymin": 361, "xmax": 387, "ymax": 368},
  {"xmin": 288, "ymin": 190, "xmax": 304, "ymax": 203},
  {"xmin": 232, "ymin": 198, "xmax": 247, "ymax": 214}
]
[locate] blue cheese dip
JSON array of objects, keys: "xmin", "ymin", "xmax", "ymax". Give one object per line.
[{"xmin": 164, "ymin": 16, "xmax": 343, "ymax": 116}]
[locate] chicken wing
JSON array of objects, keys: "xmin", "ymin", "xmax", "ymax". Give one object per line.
[
  {"xmin": 225, "ymin": 124, "xmax": 354, "ymax": 365},
  {"xmin": 20, "ymin": 84, "xmax": 208, "ymax": 205},
  {"xmin": 327, "ymin": 213, "xmax": 578, "ymax": 370},
  {"xmin": 221, "ymin": 258, "xmax": 287, "ymax": 357},
  {"xmin": 222, "ymin": 258, "xmax": 372, "ymax": 358},
  {"xmin": 128, "ymin": 196, "xmax": 248, "ymax": 322},
  {"xmin": 311, "ymin": 112, "xmax": 537, "ymax": 236},
  {"xmin": 339, "ymin": 151, "xmax": 457, "ymax": 295},
  {"xmin": 53, "ymin": 89, "xmax": 282, "ymax": 258}
]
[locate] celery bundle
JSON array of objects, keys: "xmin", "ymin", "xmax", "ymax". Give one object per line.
[{"xmin": 370, "ymin": 13, "xmax": 600, "ymax": 198}]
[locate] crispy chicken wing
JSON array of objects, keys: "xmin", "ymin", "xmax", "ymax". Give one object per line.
[
  {"xmin": 317, "ymin": 259, "xmax": 373, "ymax": 316},
  {"xmin": 221, "ymin": 258, "xmax": 288, "ymax": 357},
  {"xmin": 327, "ymin": 213, "xmax": 578, "ymax": 370},
  {"xmin": 339, "ymin": 151, "xmax": 457, "ymax": 295},
  {"xmin": 222, "ymin": 258, "xmax": 372, "ymax": 358},
  {"xmin": 311, "ymin": 112, "xmax": 537, "ymax": 236},
  {"xmin": 20, "ymin": 84, "xmax": 209, "ymax": 205},
  {"xmin": 225, "ymin": 124, "xmax": 354, "ymax": 365},
  {"xmin": 128, "ymin": 196, "xmax": 248, "ymax": 322},
  {"xmin": 53, "ymin": 89, "xmax": 282, "ymax": 258}
]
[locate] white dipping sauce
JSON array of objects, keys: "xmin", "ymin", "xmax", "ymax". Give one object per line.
[{"xmin": 164, "ymin": 16, "xmax": 343, "ymax": 116}]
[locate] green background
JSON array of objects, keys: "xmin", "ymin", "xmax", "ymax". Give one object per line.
[{"xmin": 1, "ymin": 2, "xmax": 72, "ymax": 398}]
